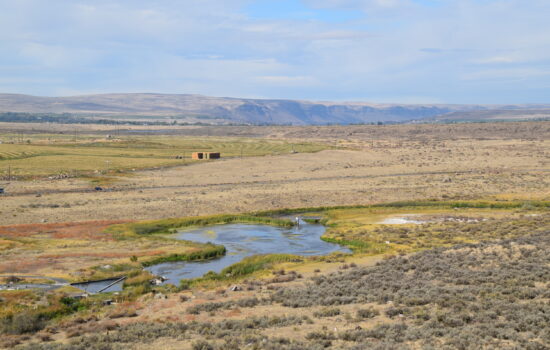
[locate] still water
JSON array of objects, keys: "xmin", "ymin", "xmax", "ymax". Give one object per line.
[{"xmin": 146, "ymin": 220, "xmax": 349, "ymax": 285}]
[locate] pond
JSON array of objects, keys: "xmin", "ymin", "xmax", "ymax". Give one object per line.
[{"xmin": 146, "ymin": 219, "xmax": 350, "ymax": 285}]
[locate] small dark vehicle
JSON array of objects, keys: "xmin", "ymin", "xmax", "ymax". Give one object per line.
[
  {"xmin": 0, "ymin": 188, "xmax": 4, "ymax": 194},
  {"xmin": 94, "ymin": 186, "xmax": 103, "ymax": 191}
]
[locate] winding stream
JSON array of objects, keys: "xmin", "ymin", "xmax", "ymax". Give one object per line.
[
  {"xmin": 3, "ymin": 220, "xmax": 348, "ymax": 292},
  {"xmin": 146, "ymin": 219, "xmax": 349, "ymax": 285}
]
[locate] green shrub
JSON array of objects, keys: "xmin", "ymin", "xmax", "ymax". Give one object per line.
[
  {"xmin": 108, "ymin": 214, "xmax": 295, "ymax": 238},
  {"xmin": 141, "ymin": 244, "xmax": 226, "ymax": 267},
  {"xmin": 313, "ymin": 307, "xmax": 341, "ymax": 318},
  {"xmin": 0, "ymin": 312, "xmax": 45, "ymax": 334},
  {"xmin": 192, "ymin": 340, "xmax": 214, "ymax": 350},
  {"xmin": 356, "ymin": 307, "xmax": 379, "ymax": 319}
]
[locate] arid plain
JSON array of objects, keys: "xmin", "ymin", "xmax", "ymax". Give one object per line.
[
  {"xmin": 2, "ymin": 122, "xmax": 548, "ymax": 225},
  {"xmin": 0, "ymin": 121, "xmax": 549, "ymax": 350}
]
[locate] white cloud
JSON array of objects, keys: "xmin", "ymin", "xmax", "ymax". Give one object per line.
[
  {"xmin": 472, "ymin": 56, "xmax": 521, "ymax": 65},
  {"xmin": 0, "ymin": 0, "xmax": 548, "ymax": 103},
  {"xmin": 255, "ymin": 75, "xmax": 317, "ymax": 86},
  {"xmin": 18, "ymin": 43, "xmax": 101, "ymax": 68},
  {"xmin": 303, "ymin": 0, "xmax": 411, "ymax": 10},
  {"xmin": 462, "ymin": 67, "xmax": 550, "ymax": 81}
]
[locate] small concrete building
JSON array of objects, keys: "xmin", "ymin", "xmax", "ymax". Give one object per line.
[{"xmin": 192, "ymin": 152, "xmax": 221, "ymax": 160}]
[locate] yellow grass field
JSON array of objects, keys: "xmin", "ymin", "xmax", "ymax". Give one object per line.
[{"xmin": 0, "ymin": 134, "xmax": 329, "ymax": 178}]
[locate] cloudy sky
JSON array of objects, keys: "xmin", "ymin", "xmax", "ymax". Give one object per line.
[{"xmin": 0, "ymin": 0, "xmax": 549, "ymax": 103}]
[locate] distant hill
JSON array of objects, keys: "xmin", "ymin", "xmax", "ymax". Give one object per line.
[
  {"xmin": 0, "ymin": 93, "xmax": 548, "ymax": 125},
  {"xmin": 428, "ymin": 108, "xmax": 550, "ymax": 122}
]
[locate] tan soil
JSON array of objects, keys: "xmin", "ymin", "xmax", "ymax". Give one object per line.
[{"xmin": 1, "ymin": 136, "xmax": 548, "ymax": 225}]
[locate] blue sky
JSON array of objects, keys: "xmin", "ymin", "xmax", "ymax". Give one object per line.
[{"xmin": 0, "ymin": 0, "xmax": 549, "ymax": 103}]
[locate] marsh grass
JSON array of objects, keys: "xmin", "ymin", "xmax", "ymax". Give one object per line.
[
  {"xmin": 141, "ymin": 244, "xmax": 226, "ymax": 267},
  {"xmin": 92, "ymin": 215, "xmax": 295, "ymax": 281},
  {"xmin": 322, "ymin": 211, "xmax": 550, "ymax": 255},
  {"xmin": 320, "ymin": 237, "xmax": 378, "ymax": 252},
  {"xmin": 105, "ymin": 203, "xmax": 549, "ymax": 287},
  {"xmin": 220, "ymin": 254, "xmax": 300, "ymax": 277},
  {"xmin": 253, "ymin": 200, "xmax": 550, "ymax": 217},
  {"xmin": 255, "ymin": 201, "xmax": 549, "ymax": 253},
  {"xmin": 89, "ymin": 215, "xmax": 297, "ymax": 289},
  {"xmin": 106, "ymin": 214, "xmax": 294, "ymax": 239},
  {"xmin": 180, "ymin": 254, "xmax": 301, "ymax": 289}
]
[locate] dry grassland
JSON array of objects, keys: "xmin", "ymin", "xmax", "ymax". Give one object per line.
[
  {"xmin": 0, "ymin": 134, "xmax": 327, "ymax": 179},
  {"xmin": 0, "ymin": 121, "xmax": 549, "ymax": 349},
  {"xmin": 1, "ymin": 123, "xmax": 548, "ymax": 225},
  {"xmin": 0, "ymin": 220, "xmax": 207, "ymax": 281}
]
